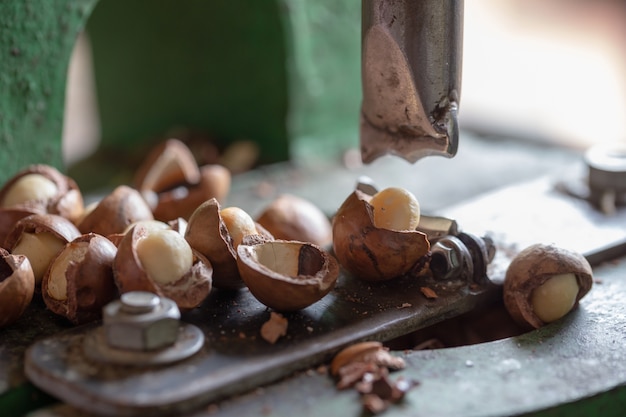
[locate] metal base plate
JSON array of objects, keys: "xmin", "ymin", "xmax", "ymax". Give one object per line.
[
  {"xmin": 24, "ymin": 268, "xmax": 497, "ymax": 416},
  {"xmin": 22, "ymin": 175, "xmax": 626, "ymax": 416}
]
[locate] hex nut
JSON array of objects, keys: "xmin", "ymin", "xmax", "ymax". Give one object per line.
[
  {"xmin": 429, "ymin": 236, "xmax": 473, "ymax": 281},
  {"xmin": 103, "ymin": 292, "xmax": 181, "ymax": 351}
]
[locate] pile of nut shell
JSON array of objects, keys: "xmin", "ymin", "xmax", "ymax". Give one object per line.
[
  {"xmin": 0, "ymin": 139, "xmax": 339, "ymax": 328},
  {"xmin": 0, "ymin": 138, "xmax": 594, "ymax": 335}
]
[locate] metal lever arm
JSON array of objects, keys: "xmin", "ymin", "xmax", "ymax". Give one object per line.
[{"xmin": 360, "ymin": 0, "xmax": 463, "ymax": 163}]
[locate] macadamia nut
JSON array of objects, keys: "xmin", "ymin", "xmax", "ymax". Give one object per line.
[
  {"xmin": 220, "ymin": 207, "xmax": 258, "ymax": 249},
  {"xmin": 530, "ymin": 272, "xmax": 579, "ymax": 323},
  {"xmin": 503, "ymin": 243, "xmax": 593, "ymax": 329},
  {"xmin": 47, "ymin": 245, "xmax": 89, "ymax": 301},
  {"xmin": 12, "ymin": 232, "xmax": 66, "ymax": 284},
  {"xmin": 136, "ymin": 229, "xmax": 194, "ymax": 285},
  {"xmin": 1, "ymin": 174, "xmax": 58, "ymax": 207},
  {"xmin": 369, "ymin": 187, "xmax": 420, "ymax": 231}
]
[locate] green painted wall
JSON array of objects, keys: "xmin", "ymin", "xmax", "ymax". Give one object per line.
[
  {"xmin": 85, "ymin": 0, "xmax": 290, "ymax": 163},
  {"xmin": 0, "ymin": 0, "xmax": 361, "ymax": 190},
  {"xmin": 0, "ymin": 0, "xmax": 98, "ymax": 185}
]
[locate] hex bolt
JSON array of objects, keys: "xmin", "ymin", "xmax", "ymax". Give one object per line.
[
  {"xmin": 430, "ymin": 236, "xmax": 473, "ymax": 281},
  {"xmin": 120, "ymin": 291, "xmax": 160, "ymax": 314},
  {"xmin": 458, "ymin": 232, "xmax": 495, "ymax": 285},
  {"xmin": 430, "ymin": 234, "xmax": 496, "ymax": 284},
  {"xmin": 103, "ymin": 291, "xmax": 181, "ymax": 352}
]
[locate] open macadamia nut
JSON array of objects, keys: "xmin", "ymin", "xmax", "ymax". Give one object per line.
[
  {"xmin": 0, "ymin": 248, "xmax": 35, "ymax": 328},
  {"xmin": 114, "ymin": 222, "xmax": 212, "ymax": 310},
  {"xmin": 503, "ymin": 244, "xmax": 593, "ymax": 329},
  {"xmin": 133, "ymin": 138, "xmax": 201, "ymax": 193},
  {"xmin": 78, "ymin": 185, "xmax": 154, "ymax": 236},
  {"xmin": 0, "ymin": 164, "xmax": 85, "ymax": 224},
  {"xmin": 256, "ymin": 194, "xmax": 332, "ymax": 247},
  {"xmin": 151, "ymin": 164, "xmax": 231, "ymax": 222},
  {"xmin": 5, "ymin": 213, "xmax": 81, "ymax": 287},
  {"xmin": 42, "ymin": 233, "xmax": 118, "ymax": 324},
  {"xmin": 185, "ymin": 198, "xmax": 271, "ymax": 290},
  {"xmin": 332, "ymin": 189, "xmax": 430, "ymax": 282},
  {"xmin": 237, "ymin": 239, "xmax": 339, "ymax": 311}
]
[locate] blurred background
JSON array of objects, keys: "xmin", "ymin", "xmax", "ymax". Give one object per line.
[{"xmin": 61, "ymin": 0, "xmax": 626, "ymax": 198}]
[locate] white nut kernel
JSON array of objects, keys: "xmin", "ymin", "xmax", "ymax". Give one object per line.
[
  {"xmin": 369, "ymin": 187, "xmax": 420, "ymax": 231},
  {"xmin": 136, "ymin": 229, "xmax": 193, "ymax": 285},
  {"xmin": 530, "ymin": 273, "xmax": 579, "ymax": 323},
  {"xmin": 220, "ymin": 207, "xmax": 258, "ymax": 249},
  {"xmin": 2, "ymin": 174, "xmax": 58, "ymax": 207},
  {"xmin": 12, "ymin": 232, "xmax": 66, "ymax": 284},
  {"xmin": 123, "ymin": 219, "xmax": 171, "ymax": 235},
  {"xmin": 47, "ymin": 244, "xmax": 89, "ymax": 301}
]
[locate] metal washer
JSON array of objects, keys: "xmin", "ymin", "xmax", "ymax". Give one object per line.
[{"xmin": 83, "ymin": 323, "xmax": 205, "ymax": 366}]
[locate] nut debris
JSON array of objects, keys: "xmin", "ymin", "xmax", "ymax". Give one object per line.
[
  {"xmin": 420, "ymin": 286, "xmax": 438, "ymax": 299},
  {"xmin": 260, "ymin": 312, "xmax": 288, "ymax": 344},
  {"xmin": 331, "ymin": 342, "xmax": 417, "ymax": 414}
]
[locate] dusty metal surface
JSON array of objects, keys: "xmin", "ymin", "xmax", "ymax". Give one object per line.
[
  {"xmin": 23, "ymin": 205, "xmax": 626, "ymax": 417},
  {"xmin": 24, "ymin": 262, "xmax": 497, "ymax": 416},
  {"xmin": 22, "ymin": 174, "xmax": 626, "ymax": 416},
  {"xmin": 169, "ymin": 256, "xmax": 625, "ymax": 417},
  {"xmin": 440, "ymin": 174, "xmax": 626, "ymax": 279}
]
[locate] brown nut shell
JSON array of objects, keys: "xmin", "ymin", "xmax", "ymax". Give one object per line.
[
  {"xmin": 114, "ymin": 223, "xmax": 212, "ymax": 310},
  {"xmin": 237, "ymin": 239, "xmax": 339, "ymax": 311},
  {"xmin": 4, "ymin": 214, "xmax": 82, "ymax": 287},
  {"xmin": 332, "ymin": 190, "xmax": 430, "ymax": 282},
  {"xmin": 329, "ymin": 341, "xmax": 383, "ymax": 376},
  {"xmin": 152, "ymin": 164, "xmax": 231, "ymax": 221},
  {"xmin": 133, "ymin": 138, "xmax": 201, "ymax": 193},
  {"xmin": 78, "ymin": 185, "xmax": 154, "ymax": 236},
  {"xmin": 0, "ymin": 206, "xmax": 44, "ymax": 248},
  {"xmin": 0, "ymin": 248, "xmax": 35, "ymax": 328},
  {"xmin": 5, "ymin": 213, "xmax": 81, "ymax": 247},
  {"xmin": 185, "ymin": 198, "xmax": 271, "ymax": 290},
  {"xmin": 0, "ymin": 164, "xmax": 84, "ymax": 224},
  {"xmin": 503, "ymin": 244, "xmax": 593, "ymax": 329},
  {"xmin": 42, "ymin": 233, "xmax": 118, "ymax": 324},
  {"xmin": 256, "ymin": 194, "xmax": 332, "ymax": 247}
]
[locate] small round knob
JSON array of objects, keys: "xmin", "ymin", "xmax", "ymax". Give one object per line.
[
  {"xmin": 585, "ymin": 144, "xmax": 626, "ymax": 214},
  {"xmin": 120, "ymin": 291, "xmax": 160, "ymax": 314}
]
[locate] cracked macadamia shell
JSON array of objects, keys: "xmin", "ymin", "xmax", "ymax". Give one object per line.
[
  {"xmin": 78, "ymin": 185, "xmax": 154, "ymax": 236},
  {"xmin": 185, "ymin": 198, "xmax": 271, "ymax": 290},
  {"xmin": 42, "ymin": 233, "xmax": 118, "ymax": 324},
  {"xmin": 114, "ymin": 223, "xmax": 212, "ymax": 310},
  {"xmin": 332, "ymin": 190, "xmax": 430, "ymax": 282},
  {"xmin": 237, "ymin": 240, "xmax": 339, "ymax": 311},
  {"xmin": 503, "ymin": 244, "xmax": 593, "ymax": 329},
  {"xmin": 0, "ymin": 164, "xmax": 84, "ymax": 224},
  {"xmin": 256, "ymin": 194, "xmax": 332, "ymax": 248},
  {"xmin": 4, "ymin": 213, "xmax": 81, "ymax": 287},
  {"xmin": 133, "ymin": 138, "xmax": 201, "ymax": 193},
  {"xmin": 0, "ymin": 248, "xmax": 35, "ymax": 328},
  {"xmin": 152, "ymin": 164, "xmax": 231, "ymax": 222}
]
